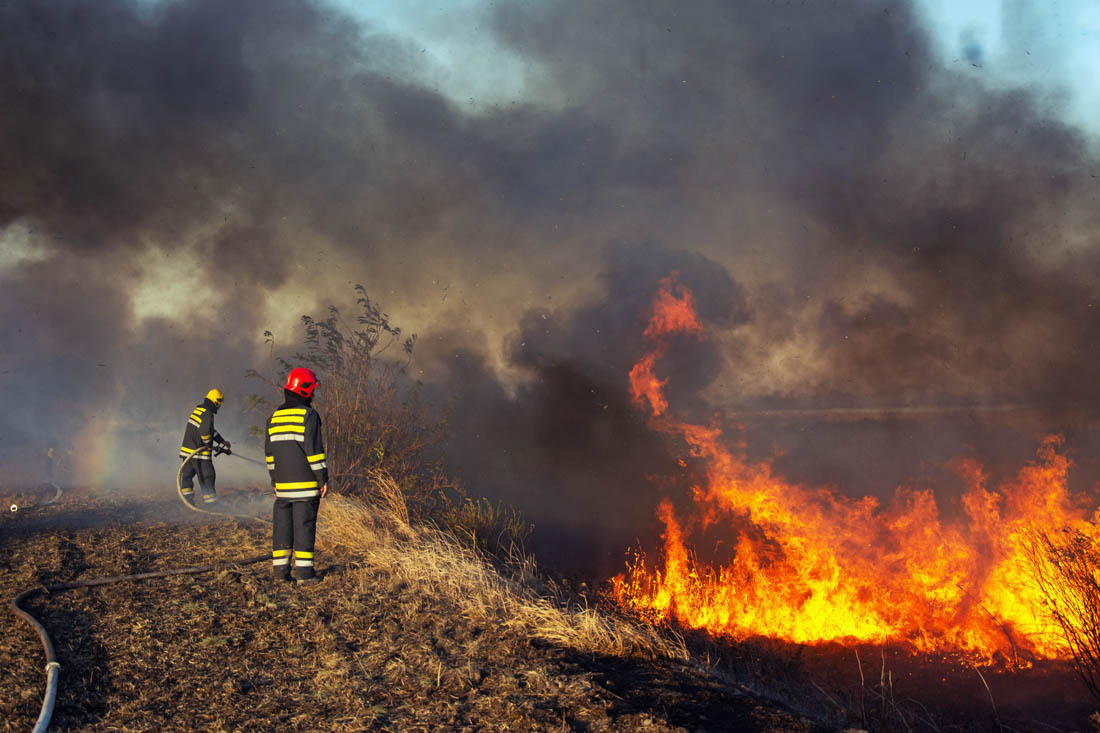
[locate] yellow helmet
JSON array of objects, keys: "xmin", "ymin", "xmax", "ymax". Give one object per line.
[{"xmin": 206, "ymin": 388, "xmax": 225, "ymax": 406}]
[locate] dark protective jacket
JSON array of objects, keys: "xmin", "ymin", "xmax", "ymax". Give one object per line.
[
  {"xmin": 179, "ymin": 398, "xmax": 226, "ymax": 461},
  {"xmin": 264, "ymin": 390, "xmax": 328, "ymax": 500}
]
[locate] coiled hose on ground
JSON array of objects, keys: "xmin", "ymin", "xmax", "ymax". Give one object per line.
[
  {"xmin": 9, "ymin": 482, "xmax": 63, "ymax": 513},
  {"xmin": 11, "ymin": 448, "xmax": 270, "ymax": 732}
]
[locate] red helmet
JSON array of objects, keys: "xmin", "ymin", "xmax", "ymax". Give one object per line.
[{"xmin": 285, "ymin": 367, "xmax": 319, "ymax": 398}]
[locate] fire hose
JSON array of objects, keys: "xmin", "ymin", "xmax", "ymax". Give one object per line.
[
  {"xmin": 11, "ymin": 554, "xmax": 268, "ymax": 732},
  {"xmin": 9, "ymin": 482, "xmax": 63, "ymax": 513},
  {"xmin": 174, "ymin": 444, "xmax": 271, "ymax": 526},
  {"xmin": 11, "ymin": 447, "xmax": 270, "ymax": 732}
]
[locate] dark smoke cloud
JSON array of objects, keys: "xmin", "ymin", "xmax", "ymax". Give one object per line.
[
  {"xmin": 521, "ymin": 1, "xmax": 1099, "ymax": 411},
  {"xmin": 4, "ymin": 0, "xmax": 1100, "ymax": 573},
  {"xmin": 0, "ymin": 0, "xmax": 480, "ymax": 486},
  {"xmin": 423, "ymin": 0, "xmax": 1100, "ymax": 566},
  {"xmin": 421, "ymin": 243, "xmax": 749, "ymax": 573}
]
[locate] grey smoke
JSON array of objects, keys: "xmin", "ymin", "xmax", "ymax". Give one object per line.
[{"xmin": 2, "ymin": 0, "xmax": 1099, "ymax": 575}]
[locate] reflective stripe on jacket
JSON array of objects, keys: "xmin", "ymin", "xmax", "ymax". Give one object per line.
[
  {"xmin": 180, "ymin": 400, "xmax": 224, "ymax": 460},
  {"xmin": 264, "ymin": 398, "xmax": 327, "ymax": 500}
]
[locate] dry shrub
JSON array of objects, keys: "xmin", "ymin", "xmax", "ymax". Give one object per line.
[
  {"xmin": 320, "ymin": 489, "xmax": 688, "ymax": 662},
  {"xmin": 1025, "ymin": 527, "xmax": 1100, "ymax": 703},
  {"xmin": 439, "ymin": 496, "xmax": 534, "ymax": 559},
  {"xmin": 248, "ymin": 285, "xmax": 460, "ymax": 520}
]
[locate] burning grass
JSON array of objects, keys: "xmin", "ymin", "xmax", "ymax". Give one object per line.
[{"xmin": 617, "ymin": 274, "xmax": 1100, "ymax": 670}]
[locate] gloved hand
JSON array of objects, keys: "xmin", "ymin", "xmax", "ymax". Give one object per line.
[{"xmin": 221, "ymin": 441, "xmax": 232, "ymax": 455}]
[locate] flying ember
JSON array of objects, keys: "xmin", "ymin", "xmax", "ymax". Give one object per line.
[{"xmin": 613, "ymin": 273, "xmax": 1100, "ymax": 661}]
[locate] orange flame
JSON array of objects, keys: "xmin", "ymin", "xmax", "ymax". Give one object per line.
[
  {"xmin": 628, "ymin": 272, "xmax": 701, "ymax": 417},
  {"xmin": 642, "ymin": 272, "xmax": 702, "ymax": 339},
  {"xmin": 615, "ymin": 276, "xmax": 1099, "ymax": 661}
]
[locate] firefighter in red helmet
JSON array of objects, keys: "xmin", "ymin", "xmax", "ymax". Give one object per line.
[{"xmin": 264, "ymin": 368, "xmax": 328, "ymax": 584}]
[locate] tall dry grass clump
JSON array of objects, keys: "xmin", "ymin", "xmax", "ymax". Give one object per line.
[
  {"xmin": 320, "ymin": 485, "xmax": 688, "ymax": 662},
  {"xmin": 439, "ymin": 496, "xmax": 534, "ymax": 559},
  {"xmin": 1024, "ymin": 527, "xmax": 1100, "ymax": 703},
  {"xmin": 248, "ymin": 285, "xmax": 459, "ymax": 520}
]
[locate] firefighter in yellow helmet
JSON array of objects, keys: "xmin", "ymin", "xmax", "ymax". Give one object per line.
[{"xmin": 179, "ymin": 388, "xmax": 232, "ymax": 505}]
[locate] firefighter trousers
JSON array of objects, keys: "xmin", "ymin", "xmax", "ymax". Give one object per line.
[
  {"xmin": 180, "ymin": 460, "xmax": 216, "ymax": 504},
  {"xmin": 272, "ymin": 497, "xmax": 320, "ymax": 580}
]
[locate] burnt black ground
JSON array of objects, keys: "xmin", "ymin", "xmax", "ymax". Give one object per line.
[{"xmin": 1, "ymin": 488, "xmax": 817, "ymax": 732}]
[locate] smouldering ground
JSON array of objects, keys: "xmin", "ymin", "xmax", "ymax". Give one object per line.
[{"xmin": 0, "ymin": 488, "xmax": 815, "ymax": 732}]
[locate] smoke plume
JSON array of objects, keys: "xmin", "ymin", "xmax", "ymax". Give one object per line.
[{"xmin": 4, "ymin": 0, "xmax": 1099, "ymax": 573}]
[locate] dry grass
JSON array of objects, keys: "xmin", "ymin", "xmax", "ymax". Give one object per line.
[
  {"xmin": 440, "ymin": 494, "xmax": 535, "ymax": 559},
  {"xmin": 1, "ymin": 491, "xmax": 817, "ymax": 731},
  {"xmin": 320, "ymin": 482, "xmax": 688, "ymax": 663}
]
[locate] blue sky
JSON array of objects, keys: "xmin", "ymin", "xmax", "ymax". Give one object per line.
[{"xmin": 915, "ymin": 0, "xmax": 1100, "ymax": 134}]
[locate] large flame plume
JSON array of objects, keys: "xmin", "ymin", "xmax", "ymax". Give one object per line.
[{"xmin": 614, "ymin": 273, "xmax": 1100, "ymax": 661}]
